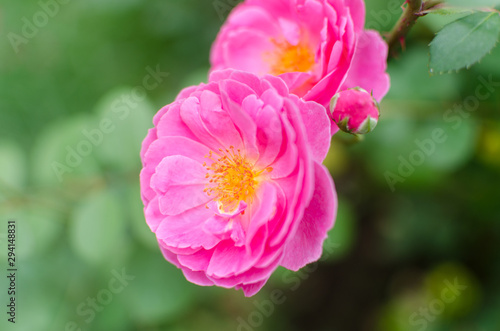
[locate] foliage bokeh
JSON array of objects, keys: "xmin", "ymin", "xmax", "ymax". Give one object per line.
[{"xmin": 1, "ymin": 0, "xmax": 499, "ymax": 330}]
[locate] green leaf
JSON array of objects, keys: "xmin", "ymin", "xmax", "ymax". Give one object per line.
[
  {"xmin": 91, "ymin": 297, "xmax": 131, "ymax": 331},
  {"xmin": 93, "ymin": 87, "xmax": 155, "ymax": 172},
  {"xmin": 420, "ymin": 118, "xmax": 478, "ymax": 171},
  {"xmin": 122, "ymin": 250, "xmax": 196, "ymax": 325},
  {"xmin": 430, "ymin": 12, "xmax": 500, "ymax": 73},
  {"xmin": 31, "ymin": 115, "xmax": 101, "ymax": 187},
  {"xmin": 446, "ymin": 0, "xmax": 500, "ymax": 8},
  {"xmin": 0, "ymin": 207, "xmax": 64, "ymax": 260},
  {"xmin": 387, "ymin": 46, "xmax": 460, "ymax": 100},
  {"xmin": 424, "ymin": 6, "xmax": 476, "ymax": 16},
  {"xmin": 0, "ymin": 140, "xmax": 26, "ymax": 200},
  {"xmin": 69, "ymin": 189, "xmax": 129, "ymax": 265},
  {"xmin": 0, "ymin": 276, "xmax": 63, "ymax": 331},
  {"xmin": 127, "ymin": 183, "xmax": 158, "ymax": 250},
  {"xmin": 355, "ymin": 113, "xmax": 479, "ymax": 191}
]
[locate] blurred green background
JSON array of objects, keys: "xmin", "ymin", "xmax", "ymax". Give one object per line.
[{"xmin": 1, "ymin": 0, "xmax": 499, "ymax": 330}]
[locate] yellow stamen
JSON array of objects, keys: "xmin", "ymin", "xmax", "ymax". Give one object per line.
[
  {"xmin": 204, "ymin": 146, "xmax": 272, "ymax": 213},
  {"xmin": 266, "ymin": 38, "xmax": 315, "ymax": 75}
]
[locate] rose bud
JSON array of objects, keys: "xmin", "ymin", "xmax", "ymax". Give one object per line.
[{"xmin": 329, "ymin": 87, "xmax": 380, "ymax": 135}]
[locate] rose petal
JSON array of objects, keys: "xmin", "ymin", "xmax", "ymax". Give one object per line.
[
  {"xmin": 157, "ymin": 206, "xmax": 221, "ymax": 250},
  {"xmin": 341, "ymin": 30, "xmax": 390, "ymax": 102},
  {"xmin": 280, "ymin": 162, "xmax": 337, "ymax": 270}
]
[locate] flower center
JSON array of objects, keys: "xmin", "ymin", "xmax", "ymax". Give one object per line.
[
  {"xmin": 267, "ymin": 38, "xmax": 315, "ymax": 75},
  {"xmin": 204, "ymin": 147, "xmax": 272, "ymax": 213}
]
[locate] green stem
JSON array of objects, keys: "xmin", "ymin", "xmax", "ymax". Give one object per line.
[
  {"xmin": 385, "ymin": 0, "xmax": 445, "ymax": 57},
  {"xmin": 334, "ymin": 132, "xmax": 365, "ymax": 145}
]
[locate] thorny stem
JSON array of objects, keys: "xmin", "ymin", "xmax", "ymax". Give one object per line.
[{"xmin": 385, "ymin": 0, "xmax": 445, "ymax": 57}]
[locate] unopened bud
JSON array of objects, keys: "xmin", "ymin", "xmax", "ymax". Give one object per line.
[{"xmin": 329, "ymin": 87, "xmax": 380, "ymax": 135}]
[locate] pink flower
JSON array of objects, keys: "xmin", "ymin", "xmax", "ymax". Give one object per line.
[
  {"xmin": 210, "ymin": 0, "xmax": 390, "ymax": 108},
  {"xmin": 140, "ymin": 70, "xmax": 336, "ymax": 296},
  {"xmin": 330, "ymin": 87, "xmax": 379, "ymax": 134}
]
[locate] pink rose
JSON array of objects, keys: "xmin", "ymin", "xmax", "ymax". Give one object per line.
[
  {"xmin": 210, "ymin": 0, "xmax": 390, "ymax": 108},
  {"xmin": 330, "ymin": 87, "xmax": 379, "ymax": 134},
  {"xmin": 140, "ymin": 70, "xmax": 336, "ymax": 296}
]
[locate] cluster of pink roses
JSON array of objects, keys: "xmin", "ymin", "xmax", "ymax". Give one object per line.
[{"xmin": 140, "ymin": 0, "xmax": 389, "ymax": 296}]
